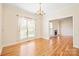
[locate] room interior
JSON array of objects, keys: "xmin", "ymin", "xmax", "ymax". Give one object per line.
[
  {"xmin": 0, "ymin": 3, "xmax": 79, "ymax": 56},
  {"xmin": 49, "ymin": 16, "xmax": 73, "ymax": 38}
]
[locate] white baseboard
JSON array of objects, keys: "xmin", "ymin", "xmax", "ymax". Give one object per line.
[
  {"xmin": 73, "ymin": 44, "xmax": 79, "ymax": 48},
  {"xmin": 43, "ymin": 37, "xmax": 49, "ymax": 40},
  {"xmin": 2, "ymin": 38, "xmax": 35, "ymax": 48},
  {"xmin": 2, "ymin": 37, "xmax": 44, "ymax": 48}
]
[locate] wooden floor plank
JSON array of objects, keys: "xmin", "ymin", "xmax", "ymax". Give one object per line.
[{"xmin": 1, "ymin": 36, "xmax": 79, "ymax": 56}]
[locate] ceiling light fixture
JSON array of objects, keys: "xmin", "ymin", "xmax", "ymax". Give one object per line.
[{"xmin": 36, "ymin": 3, "xmax": 45, "ymax": 15}]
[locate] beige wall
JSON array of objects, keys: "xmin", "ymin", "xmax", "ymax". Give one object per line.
[
  {"xmin": 43, "ymin": 5, "xmax": 79, "ymax": 48},
  {"xmin": 35, "ymin": 15, "xmax": 43, "ymax": 38},
  {"xmin": 2, "ymin": 4, "xmax": 19, "ymax": 46},
  {"xmin": 2, "ymin": 4, "xmax": 36, "ymax": 46},
  {"xmin": 60, "ymin": 17, "xmax": 73, "ymax": 36},
  {"xmin": 0, "ymin": 4, "xmax": 2, "ymax": 55}
]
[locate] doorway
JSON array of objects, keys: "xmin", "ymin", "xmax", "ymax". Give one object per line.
[{"xmin": 49, "ymin": 16, "xmax": 73, "ymax": 38}]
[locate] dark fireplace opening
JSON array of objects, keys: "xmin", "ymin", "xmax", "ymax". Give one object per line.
[{"xmin": 54, "ymin": 30, "xmax": 57, "ymax": 36}]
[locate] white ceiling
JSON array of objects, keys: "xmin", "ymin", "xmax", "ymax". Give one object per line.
[
  {"xmin": 9, "ymin": 3, "xmax": 78, "ymax": 14},
  {"xmin": 6, "ymin": 3, "xmax": 79, "ymax": 20}
]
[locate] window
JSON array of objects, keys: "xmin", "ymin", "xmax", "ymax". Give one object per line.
[
  {"xmin": 18, "ymin": 17, "xmax": 35, "ymax": 40},
  {"xmin": 28, "ymin": 19, "xmax": 35, "ymax": 38},
  {"xmin": 49, "ymin": 21, "xmax": 53, "ymax": 36}
]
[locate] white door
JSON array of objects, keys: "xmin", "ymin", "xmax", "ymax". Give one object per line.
[
  {"xmin": 18, "ymin": 17, "xmax": 36, "ymax": 40},
  {"xmin": 18, "ymin": 17, "xmax": 28, "ymax": 40}
]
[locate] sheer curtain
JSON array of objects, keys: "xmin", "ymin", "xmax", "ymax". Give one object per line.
[{"xmin": 18, "ymin": 16, "xmax": 35, "ymax": 40}]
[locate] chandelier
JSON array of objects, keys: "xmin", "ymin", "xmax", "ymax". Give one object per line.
[{"xmin": 36, "ymin": 3, "xmax": 45, "ymax": 15}]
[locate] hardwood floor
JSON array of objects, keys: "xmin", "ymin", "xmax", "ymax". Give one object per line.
[{"xmin": 1, "ymin": 36, "xmax": 79, "ymax": 56}]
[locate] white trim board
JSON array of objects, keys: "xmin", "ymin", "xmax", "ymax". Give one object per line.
[
  {"xmin": 2, "ymin": 38, "xmax": 34, "ymax": 48},
  {"xmin": 73, "ymin": 44, "xmax": 79, "ymax": 48},
  {"xmin": 2, "ymin": 37, "xmax": 45, "ymax": 48}
]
